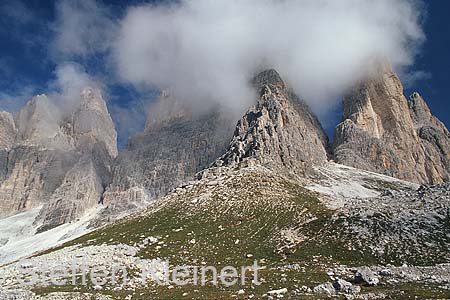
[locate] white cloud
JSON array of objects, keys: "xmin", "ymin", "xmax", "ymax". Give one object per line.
[
  {"xmin": 0, "ymin": 85, "xmax": 37, "ymax": 113},
  {"xmin": 50, "ymin": 64, "xmax": 98, "ymax": 100},
  {"xmin": 401, "ymin": 70, "xmax": 431, "ymax": 89},
  {"xmin": 0, "ymin": 63, "xmax": 102, "ymax": 116},
  {"xmin": 51, "ymin": 0, "xmax": 116, "ymax": 58},
  {"xmin": 0, "ymin": 0, "xmax": 35, "ymax": 25},
  {"xmin": 45, "ymin": 63, "xmax": 106, "ymax": 119},
  {"xmin": 113, "ymin": 0, "xmax": 425, "ymax": 116}
]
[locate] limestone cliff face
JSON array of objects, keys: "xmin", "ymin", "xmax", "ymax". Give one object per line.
[
  {"xmin": 34, "ymin": 89, "xmax": 117, "ymax": 230},
  {"xmin": 72, "ymin": 88, "xmax": 118, "ymax": 158},
  {"xmin": 0, "ymin": 88, "xmax": 118, "ymax": 230},
  {"xmin": 0, "ymin": 95, "xmax": 77, "ymax": 217},
  {"xmin": 0, "ymin": 112, "xmax": 16, "ymax": 182},
  {"xmin": 408, "ymin": 92, "xmax": 450, "ymax": 183},
  {"xmin": 215, "ymin": 69, "xmax": 329, "ymax": 178},
  {"xmin": 333, "ymin": 64, "xmax": 450, "ymax": 184},
  {"xmin": 0, "ymin": 112, "xmax": 16, "ymax": 149},
  {"xmin": 102, "ymin": 91, "xmax": 236, "ymax": 209}
]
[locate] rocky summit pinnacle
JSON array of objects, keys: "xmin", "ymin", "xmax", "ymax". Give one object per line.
[
  {"xmin": 215, "ymin": 69, "xmax": 329, "ymax": 178},
  {"xmin": 0, "ymin": 88, "xmax": 118, "ymax": 231},
  {"xmin": 333, "ymin": 63, "xmax": 450, "ymax": 184}
]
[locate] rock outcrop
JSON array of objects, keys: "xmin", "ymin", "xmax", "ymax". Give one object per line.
[
  {"xmin": 333, "ymin": 63, "xmax": 450, "ymax": 184},
  {"xmin": 0, "ymin": 88, "xmax": 117, "ymax": 230},
  {"xmin": 215, "ymin": 69, "xmax": 329, "ymax": 178},
  {"xmin": 102, "ymin": 90, "xmax": 236, "ymax": 208}
]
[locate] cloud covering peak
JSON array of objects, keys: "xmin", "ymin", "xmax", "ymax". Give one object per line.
[{"xmin": 113, "ymin": 0, "xmax": 425, "ymax": 114}]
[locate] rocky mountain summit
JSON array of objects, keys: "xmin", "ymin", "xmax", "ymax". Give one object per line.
[
  {"xmin": 216, "ymin": 69, "xmax": 329, "ymax": 178},
  {"xmin": 333, "ymin": 63, "xmax": 450, "ymax": 184},
  {"xmin": 1, "ymin": 65, "xmax": 447, "ymax": 232},
  {"xmin": 0, "ymin": 88, "xmax": 117, "ymax": 231}
]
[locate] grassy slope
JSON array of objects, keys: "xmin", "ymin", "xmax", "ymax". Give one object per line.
[{"xmin": 32, "ymin": 167, "xmax": 450, "ymax": 299}]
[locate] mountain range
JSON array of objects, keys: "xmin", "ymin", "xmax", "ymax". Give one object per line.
[{"xmin": 0, "ymin": 63, "xmax": 449, "ymax": 299}]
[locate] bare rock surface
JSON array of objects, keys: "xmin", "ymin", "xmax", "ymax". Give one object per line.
[
  {"xmin": 102, "ymin": 90, "xmax": 236, "ymax": 212},
  {"xmin": 216, "ymin": 69, "xmax": 329, "ymax": 178},
  {"xmin": 0, "ymin": 111, "xmax": 17, "ymax": 181},
  {"xmin": 0, "ymin": 111, "xmax": 16, "ymax": 149},
  {"xmin": 329, "ymin": 183, "xmax": 450, "ymax": 264},
  {"xmin": 0, "ymin": 88, "xmax": 117, "ymax": 230},
  {"xmin": 333, "ymin": 63, "xmax": 450, "ymax": 184}
]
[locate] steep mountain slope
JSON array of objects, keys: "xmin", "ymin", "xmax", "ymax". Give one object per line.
[
  {"xmin": 216, "ymin": 69, "xmax": 329, "ymax": 178},
  {"xmin": 101, "ymin": 69, "xmax": 329, "ymax": 222},
  {"xmin": 333, "ymin": 63, "xmax": 450, "ymax": 184},
  {"xmin": 102, "ymin": 90, "xmax": 236, "ymax": 212},
  {"xmin": 35, "ymin": 89, "xmax": 118, "ymax": 231},
  {"xmin": 409, "ymin": 92, "xmax": 450, "ymax": 179},
  {"xmin": 0, "ymin": 88, "xmax": 117, "ymax": 231},
  {"xmin": 2, "ymin": 163, "xmax": 448, "ymax": 299}
]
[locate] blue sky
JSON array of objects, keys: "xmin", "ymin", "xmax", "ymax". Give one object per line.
[
  {"xmin": 0, "ymin": 0, "xmax": 448, "ymax": 147},
  {"xmin": 403, "ymin": 0, "xmax": 450, "ymax": 127}
]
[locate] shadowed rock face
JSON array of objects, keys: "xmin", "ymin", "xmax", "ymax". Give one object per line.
[
  {"xmin": 0, "ymin": 88, "xmax": 118, "ymax": 230},
  {"xmin": 333, "ymin": 64, "xmax": 450, "ymax": 184},
  {"xmin": 215, "ymin": 69, "xmax": 329, "ymax": 178},
  {"xmin": 102, "ymin": 90, "xmax": 236, "ymax": 210}
]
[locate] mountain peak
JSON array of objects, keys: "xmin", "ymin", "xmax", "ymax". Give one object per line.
[
  {"xmin": 333, "ymin": 65, "xmax": 450, "ymax": 184},
  {"xmin": 72, "ymin": 87, "xmax": 118, "ymax": 158},
  {"xmin": 79, "ymin": 87, "xmax": 107, "ymax": 112},
  {"xmin": 408, "ymin": 92, "xmax": 433, "ymax": 126},
  {"xmin": 215, "ymin": 69, "xmax": 328, "ymax": 177},
  {"xmin": 252, "ymin": 69, "xmax": 285, "ymax": 91},
  {"xmin": 15, "ymin": 94, "xmax": 62, "ymax": 145},
  {"xmin": 144, "ymin": 89, "xmax": 192, "ymax": 131}
]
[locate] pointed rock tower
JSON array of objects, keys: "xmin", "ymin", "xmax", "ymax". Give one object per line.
[
  {"xmin": 0, "ymin": 88, "xmax": 118, "ymax": 231},
  {"xmin": 216, "ymin": 69, "xmax": 329, "ymax": 177},
  {"xmin": 333, "ymin": 63, "xmax": 450, "ymax": 184},
  {"xmin": 35, "ymin": 88, "xmax": 118, "ymax": 230}
]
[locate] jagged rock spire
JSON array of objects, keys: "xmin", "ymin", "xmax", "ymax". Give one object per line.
[
  {"xmin": 333, "ymin": 62, "xmax": 450, "ymax": 184},
  {"xmin": 0, "ymin": 88, "xmax": 118, "ymax": 231},
  {"xmin": 215, "ymin": 69, "xmax": 329, "ymax": 177}
]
